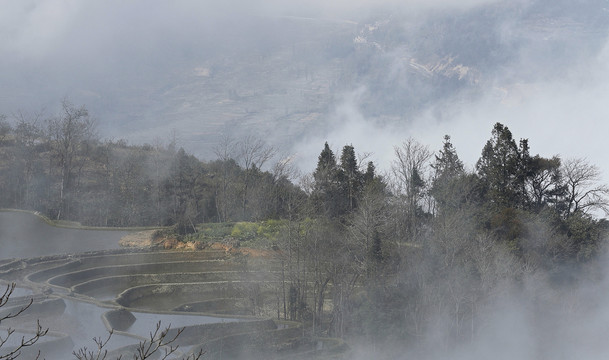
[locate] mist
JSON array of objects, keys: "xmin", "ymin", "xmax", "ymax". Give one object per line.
[
  {"xmin": 3, "ymin": 0, "xmax": 607, "ymax": 179},
  {"xmin": 292, "ymin": 0, "xmax": 609, "ymax": 176},
  {"xmin": 2, "ymin": 1, "xmax": 609, "ymax": 359}
]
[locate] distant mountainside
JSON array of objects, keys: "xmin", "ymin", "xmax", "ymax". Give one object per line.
[{"xmin": 3, "ymin": 0, "xmax": 608, "ymax": 160}]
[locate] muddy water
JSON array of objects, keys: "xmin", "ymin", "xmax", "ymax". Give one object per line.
[{"xmin": 0, "ymin": 211, "xmax": 128, "ymax": 260}]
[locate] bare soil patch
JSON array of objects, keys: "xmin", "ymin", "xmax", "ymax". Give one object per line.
[{"xmin": 119, "ymin": 231, "xmax": 276, "ymax": 258}]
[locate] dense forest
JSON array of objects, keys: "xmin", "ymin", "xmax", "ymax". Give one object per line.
[{"xmin": 2, "ymin": 101, "xmax": 609, "ymax": 354}]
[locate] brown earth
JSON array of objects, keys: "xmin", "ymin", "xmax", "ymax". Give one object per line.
[
  {"xmin": 118, "ymin": 230, "xmax": 156, "ymax": 247},
  {"xmin": 119, "ymin": 231, "xmax": 276, "ymax": 258}
]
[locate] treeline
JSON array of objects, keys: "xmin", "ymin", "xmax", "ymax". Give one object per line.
[
  {"xmin": 2, "ymin": 102, "xmax": 609, "ymax": 350},
  {"xmin": 267, "ymin": 123, "xmax": 609, "ymax": 349},
  {"xmin": 0, "ymin": 101, "xmax": 304, "ymax": 229}
]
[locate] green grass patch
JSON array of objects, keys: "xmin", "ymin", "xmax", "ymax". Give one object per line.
[
  {"xmin": 196, "ymin": 222, "xmax": 235, "ymax": 240},
  {"xmin": 231, "ymin": 222, "xmax": 259, "ymax": 240},
  {"xmin": 184, "ymin": 220, "xmax": 288, "ymax": 248}
]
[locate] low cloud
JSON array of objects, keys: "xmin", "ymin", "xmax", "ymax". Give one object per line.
[
  {"xmin": 2, "ymin": 0, "xmax": 608, "ymax": 182},
  {"xmin": 0, "ymin": 0, "xmax": 501, "ymax": 61},
  {"xmin": 292, "ymin": 9, "xmax": 609, "ymax": 182},
  {"xmin": 292, "ymin": 87, "xmax": 402, "ymax": 172}
]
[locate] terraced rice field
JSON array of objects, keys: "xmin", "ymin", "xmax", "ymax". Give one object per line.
[{"xmin": 0, "ymin": 212, "xmax": 346, "ymax": 359}]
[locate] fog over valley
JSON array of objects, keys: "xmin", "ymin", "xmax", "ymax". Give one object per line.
[
  {"xmin": 2, "ymin": 1, "xmax": 609, "ymax": 359},
  {"xmin": 3, "ymin": 0, "xmax": 609, "ymax": 174}
]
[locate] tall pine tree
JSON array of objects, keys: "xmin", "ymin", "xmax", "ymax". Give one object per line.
[
  {"xmin": 312, "ymin": 142, "xmax": 341, "ymax": 218},
  {"xmin": 338, "ymin": 144, "xmax": 362, "ymax": 213}
]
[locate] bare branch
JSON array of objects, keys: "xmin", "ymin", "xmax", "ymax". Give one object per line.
[
  {"xmin": 562, "ymin": 158, "xmax": 609, "ymax": 217},
  {"xmin": 72, "ymin": 330, "xmax": 114, "ymax": 360},
  {"xmin": 73, "ymin": 321, "xmax": 204, "ymax": 360},
  {"xmin": 272, "ymin": 153, "xmax": 300, "ymax": 182},
  {"xmin": 135, "ymin": 321, "xmax": 185, "ymax": 360},
  {"xmin": 0, "ymin": 283, "xmax": 49, "ymax": 360},
  {"xmin": 237, "ymin": 135, "xmax": 275, "ymax": 171},
  {"xmin": 213, "ymin": 134, "xmax": 237, "ymax": 162}
]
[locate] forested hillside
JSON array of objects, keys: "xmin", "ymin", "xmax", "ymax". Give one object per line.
[
  {"xmin": 2, "ymin": 101, "xmax": 609, "ymax": 354},
  {"xmin": 0, "ymin": 100, "xmax": 304, "ymax": 229}
]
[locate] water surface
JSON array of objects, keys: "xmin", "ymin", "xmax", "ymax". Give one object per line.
[{"xmin": 0, "ymin": 211, "xmax": 127, "ymax": 260}]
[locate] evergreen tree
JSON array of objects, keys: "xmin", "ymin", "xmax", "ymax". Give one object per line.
[
  {"xmin": 526, "ymin": 155, "xmax": 563, "ymax": 211},
  {"xmin": 476, "ymin": 123, "xmax": 524, "ymax": 208},
  {"xmin": 315, "ymin": 142, "xmax": 338, "ymax": 179},
  {"xmin": 312, "ymin": 142, "xmax": 342, "ymax": 218},
  {"xmin": 363, "ymin": 161, "xmax": 376, "ymax": 186},
  {"xmin": 431, "ymin": 135, "xmax": 466, "ymax": 214},
  {"xmin": 0, "ymin": 114, "xmax": 11, "ymax": 144},
  {"xmin": 433, "ymin": 135, "xmax": 464, "ymax": 180},
  {"xmin": 338, "ymin": 144, "xmax": 362, "ymax": 212},
  {"xmin": 165, "ymin": 148, "xmax": 204, "ymax": 233}
]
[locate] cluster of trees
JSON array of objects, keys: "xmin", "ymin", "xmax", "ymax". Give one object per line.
[
  {"xmin": 272, "ymin": 123, "xmax": 609, "ymax": 350},
  {"xmin": 2, "ymin": 101, "xmax": 609, "ymax": 352},
  {"xmin": 0, "ymin": 101, "xmax": 303, "ymax": 230}
]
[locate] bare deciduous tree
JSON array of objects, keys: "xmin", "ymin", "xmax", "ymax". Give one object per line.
[
  {"xmin": 73, "ymin": 321, "xmax": 204, "ymax": 360},
  {"xmin": 271, "ymin": 153, "xmax": 299, "ymax": 184},
  {"xmin": 9, "ymin": 110, "xmax": 46, "ymax": 208},
  {"xmin": 48, "ymin": 99, "xmax": 97, "ymax": 219},
  {"xmin": 237, "ymin": 135, "xmax": 275, "ymax": 218},
  {"xmin": 213, "ymin": 134, "xmax": 238, "ymax": 222},
  {"xmin": 392, "ymin": 138, "xmax": 432, "ymax": 198},
  {"xmin": 391, "ymin": 138, "xmax": 432, "ymax": 241},
  {"xmin": 562, "ymin": 158, "xmax": 609, "ymax": 217},
  {"xmin": 348, "ymin": 184, "xmax": 388, "ymax": 274}
]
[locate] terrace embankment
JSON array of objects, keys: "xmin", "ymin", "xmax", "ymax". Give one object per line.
[{"xmin": 1, "ymin": 249, "xmax": 346, "ymax": 359}]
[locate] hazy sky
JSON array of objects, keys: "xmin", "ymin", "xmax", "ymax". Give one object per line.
[
  {"xmin": 294, "ymin": 43, "xmax": 609, "ymax": 174},
  {"xmin": 290, "ymin": 0, "xmax": 609, "ymax": 188},
  {"xmin": 2, "ymin": 0, "xmax": 608, "ymax": 198}
]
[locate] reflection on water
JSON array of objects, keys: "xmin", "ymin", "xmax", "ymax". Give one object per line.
[
  {"xmin": 11, "ymin": 287, "xmax": 33, "ymax": 297},
  {"xmin": 63, "ymin": 299, "xmax": 138, "ymax": 351},
  {"xmin": 0, "ymin": 211, "xmax": 127, "ymax": 260},
  {"xmin": 1, "ymin": 295, "xmax": 242, "ymax": 359},
  {"xmin": 127, "ymin": 310, "xmax": 240, "ymax": 338},
  {"xmin": 0, "ymin": 210, "xmax": 248, "ymax": 358},
  {"xmin": 62, "ymin": 298, "xmax": 241, "ymax": 352}
]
